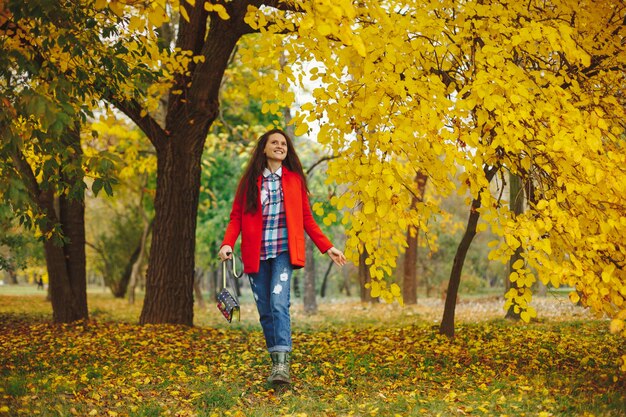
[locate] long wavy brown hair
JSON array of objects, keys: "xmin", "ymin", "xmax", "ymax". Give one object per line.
[{"xmin": 236, "ymin": 129, "xmax": 308, "ymax": 213}]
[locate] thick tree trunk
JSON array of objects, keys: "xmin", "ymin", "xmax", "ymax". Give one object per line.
[
  {"xmin": 505, "ymin": 173, "xmax": 524, "ymax": 319},
  {"xmin": 18, "ymin": 124, "xmax": 88, "ymax": 324},
  {"xmin": 440, "ymin": 166, "xmax": 497, "ymax": 337},
  {"xmin": 140, "ymin": 133, "xmax": 205, "ymax": 325},
  {"xmin": 402, "ymin": 172, "xmax": 428, "ymax": 305},
  {"xmin": 134, "ymin": 4, "xmax": 248, "ymax": 325},
  {"xmin": 303, "ymin": 237, "xmax": 317, "ymax": 314},
  {"xmin": 58, "ymin": 192, "xmax": 88, "ymax": 321}
]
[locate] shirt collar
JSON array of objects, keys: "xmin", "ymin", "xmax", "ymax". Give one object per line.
[{"xmin": 263, "ymin": 166, "xmax": 283, "ymax": 178}]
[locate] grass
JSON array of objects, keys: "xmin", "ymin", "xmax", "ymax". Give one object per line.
[{"xmin": 0, "ymin": 286, "xmax": 624, "ymax": 416}]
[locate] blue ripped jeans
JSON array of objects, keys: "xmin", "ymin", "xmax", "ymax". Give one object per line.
[{"xmin": 248, "ymin": 251, "xmax": 293, "ymax": 353}]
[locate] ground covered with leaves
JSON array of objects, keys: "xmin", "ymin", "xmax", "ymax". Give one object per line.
[{"xmin": 0, "ymin": 293, "xmax": 624, "ymax": 416}]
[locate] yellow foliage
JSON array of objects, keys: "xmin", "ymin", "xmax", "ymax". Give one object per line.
[{"xmin": 236, "ymin": 0, "xmax": 626, "ymax": 350}]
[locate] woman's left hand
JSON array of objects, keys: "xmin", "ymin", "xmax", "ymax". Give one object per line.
[{"xmin": 326, "ymin": 247, "xmax": 347, "ymax": 266}]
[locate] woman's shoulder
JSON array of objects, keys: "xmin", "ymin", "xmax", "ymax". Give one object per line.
[{"xmin": 282, "ymin": 167, "xmax": 305, "ymax": 187}]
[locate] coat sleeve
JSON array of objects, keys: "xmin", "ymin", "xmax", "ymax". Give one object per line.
[{"xmin": 301, "ymin": 182, "xmax": 333, "ymax": 254}]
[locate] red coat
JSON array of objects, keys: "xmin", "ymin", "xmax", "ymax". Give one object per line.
[{"xmin": 221, "ymin": 168, "xmax": 333, "ymax": 274}]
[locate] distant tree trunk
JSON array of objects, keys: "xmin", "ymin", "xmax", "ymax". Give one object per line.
[
  {"xmin": 358, "ymin": 248, "xmax": 376, "ymax": 303},
  {"xmin": 403, "ymin": 172, "xmax": 428, "ymax": 305},
  {"xmin": 209, "ymin": 268, "xmax": 218, "ymax": 300},
  {"xmin": 320, "ymin": 259, "xmax": 334, "ymax": 298},
  {"xmin": 114, "ymin": 244, "xmax": 141, "ymax": 298},
  {"xmin": 440, "ymin": 166, "xmax": 498, "ymax": 337},
  {"xmin": 303, "ymin": 237, "xmax": 317, "ymax": 314},
  {"xmin": 193, "ymin": 268, "xmax": 205, "ymax": 308},
  {"xmin": 505, "ymin": 173, "xmax": 524, "ymax": 320},
  {"xmin": 342, "ymin": 267, "xmax": 352, "ymax": 297},
  {"xmin": 128, "ymin": 217, "xmax": 153, "ymax": 305},
  {"xmin": 6, "ymin": 267, "xmax": 18, "ymax": 284}
]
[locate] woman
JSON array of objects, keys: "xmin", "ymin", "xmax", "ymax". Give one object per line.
[{"xmin": 218, "ymin": 128, "xmax": 346, "ymax": 384}]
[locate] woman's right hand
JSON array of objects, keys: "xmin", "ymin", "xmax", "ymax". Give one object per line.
[{"xmin": 218, "ymin": 245, "xmax": 233, "ymax": 261}]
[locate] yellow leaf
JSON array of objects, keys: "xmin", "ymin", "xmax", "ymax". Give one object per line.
[
  {"xmin": 353, "ymin": 35, "xmax": 367, "ymax": 57},
  {"xmin": 294, "ymin": 123, "xmax": 308, "ymax": 136},
  {"xmin": 180, "ymin": 5, "xmax": 190, "ymax": 23},
  {"xmin": 147, "ymin": 7, "xmax": 168, "ymax": 26},
  {"xmin": 205, "ymin": 3, "xmax": 230, "ymax": 20},
  {"xmin": 363, "ymin": 201, "xmax": 375, "ymax": 215},
  {"xmin": 520, "ymin": 310, "xmax": 531, "ymax": 322},
  {"xmin": 128, "ymin": 15, "xmax": 143, "ymax": 31},
  {"xmin": 512, "ymin": 259, "xmax": 524, "ymax": 270},
  {"xmin": 390, "ymin": 283, "xmax": 401, "ymax": 297},
  {"xmin": 94, "ymin": 0, "xmax": 108, "ymax": 10},
  {"xmin": 213, "ymin": 4, "xmax": 230, "ymax": 20},
  {"xmin": 609, "ymin": 319, "xmax": 624, "ymax": 334},
  {"xmin": 109, "ymin": 0, "xmax": 124, "ymax": 16}
]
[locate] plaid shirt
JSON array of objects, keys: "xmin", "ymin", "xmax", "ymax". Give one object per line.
[{"xmin": 260, "ymin": 167, "xmax": 289, "ymax": 260}]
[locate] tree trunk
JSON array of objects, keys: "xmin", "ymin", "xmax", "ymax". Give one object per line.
[
  {"xmin": 440, "ymin": 166, "xmax": 497, "ymax": 337},
  {"xmin": 58, "ymin": 193, "xmax": 88, "ymax": 321},
  {"xmin": 342, "ymin": 266, "xmax": 352, "ymax": 297},
  {"xmin": 505, "ymin": 172, "xmax": 524, "ymax": 320},
  {"xmin": 320, "ymin": 259, "xmax": 334, "ymax": 298},
  {"xmin": 115, "ymin": 244, "xmax": 141, "ymax": 298},
  {"xmin": 303, "ymin": 236, "xmax": 317, "ymax": 314},
  {"xmin": 128, "ymin": 217, "xmax": 153, "ymax": 305},
  {"xmin": 193, "ymin": 268, "xmax": 205, "ymax": 308},
  {"xmin": 402, "ymin": 172, "xmax": 428, "ymax": 305},
  {"xmin": 358, "ymin": 248, "xmax": 375, "ymax": 303},
  {"xmin": 210, "ymin": 268, "xmax": 218, "ymax": 301},
  {"xmin": 6, "ymin": 267, "xmax": 18, "ymax": 284},
  {"xmin": 14, "ymin": 124, "xmax": 89, "ymax": 324},
  {"xmin": 134, "ymin": 6, "xmax": 247, "ymax": 325},
  {"xmin": 140, "ymin": 133, "xmax": 205, "ymax": 325}
]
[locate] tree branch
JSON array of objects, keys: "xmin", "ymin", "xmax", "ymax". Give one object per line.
[
  {"xmin": 10, "ymin": 149, "xmax": 41, "ymax": 204},
  {"xmin": 108, "ymin": 96, "xmax": 168, "ymax": 151},
  {"xmin": 306, "ymin": 155, "xmax": 339, "ymax": 175}
]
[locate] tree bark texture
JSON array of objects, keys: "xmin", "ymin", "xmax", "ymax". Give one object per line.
[
  {"xmin": 140, "ymin": 132, "xmax": 205, "ymax": 325},
  {"xmin": 303, "ymin": 237, "xmax": 317, "ymax": 314},
  {"xmin": 402, "ymin": 172, "xmax": 427, "ymax": 305},
  {"xmin": 505, "ymin": 172, "xmax": 524, "ymax": 320},
  {"xmin": 440, "ymin": 166, "xmax": 497, "ymax": 337}
]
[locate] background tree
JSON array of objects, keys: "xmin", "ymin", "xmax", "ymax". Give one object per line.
[
  {"xmin": 402, "ymin": 172, "xmax": 428, "ymax": 305},
  {"xmin": 85, "ymin": 116, "xmax": 157, "ymax": 299},
  {"xmin": 0, "ymin": 0, "xmax": 165, "ymax": 322},
  {"xmin": 242, "ymin": 0, "xmax": 626, "ymax": 345}
]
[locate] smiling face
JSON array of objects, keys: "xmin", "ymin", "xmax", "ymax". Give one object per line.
[{"xmin": 263, "ymin": 132, "xmax": 288, "ymax": 165}]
